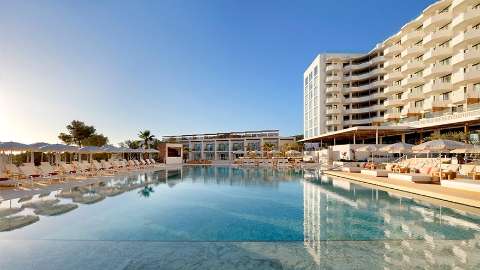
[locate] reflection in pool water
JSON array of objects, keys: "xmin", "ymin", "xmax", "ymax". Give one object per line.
[{"xmin": 0, "ymin": 166, "xmax": 479, "ymax": 269}]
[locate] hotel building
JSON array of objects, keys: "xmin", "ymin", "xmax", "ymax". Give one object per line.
[
  {"xmin": 162, "ymin": 130, "xmax": 296, "ymax": 162},
  {"xmin": 304, "ymin": 0, "xmax": 480, "ymax": 145}
]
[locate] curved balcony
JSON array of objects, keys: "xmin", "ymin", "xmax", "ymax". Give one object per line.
[
  {"xmin": 452, "ymin": 28, "xmax": 480, "ymax": 48},
  {"xmin": 402, "ymin": 76, "xmax": 425, "ymax": 87},
  {"xmin": 384, "ymin": 112, "xmax": 401, "ymax": 120},
  {"xmin": 401, "ymin": 90, "xmax": 423, "ymax": 101},
  {"xmin": 384, "ymin": 44, "xmax": 403, "ymax": 57},
  {"xmin": 423, "ymin": 46, "xmax": 453, "ymax": 63},
  {"xmin": 452, "ymin": 48, "xmax": 480, "ymax": 66},
  {"xmin": 401, "ymin": 61, "xmax": 424, "ymax": 73},
  {"xmin": 452, "ymin": 6, "xmax": 480, "ymax": 30},
  {"xmin": 384, "ymin": 71, "xmax": 403, "ymax": 82},
  {"xmin": 423, "ymin": 97, "xmax": 450, "ymax": 112},
  {"xmin": 326, "ymin": 119, "xmax": 342, "ymax": 126},
  {"xmin": 452, "ymin": 68, "xmax": 480, "ymax": 85},
  {"xmin": 400, "ymin": 31, "xmax": 423, "ymax": 45},
  {"xmin": 346, "ymin": 94, "xmax": 382, "ymax": 103},
  {"xmin": 325, "ymin": 75, "xmax": 342, "ymax": 83},
  {"xmin": 423, "ymin": 81, "xmax": 453, "ymax": 94},
  {"xmin": 423, "ymin": 64, "xmax": 453, "ymax": 79},
  {"xmin": 401, "ymin": 46, "xmax": 424, "ymax": 59},
  {"xmin": 423, "ymin": 29, "xmax": 452, "ymax": 48},
  {"xmin": 326, "ymin": 86, "xmax": 342, "ymax": 94},
  {"xmin": 384, "ymin": 84, "xmax": 403, "ymax": 94},
  {"xmin": 384, "ymin": 58, "xmax": 403, "ymax": 70},
  {"xmin": 325, "ymin": 96, "xmax": 343, "ymax": 104},
  {"xmin": 400, "ymin": 103, "xmax": 422, "ymax": 117},
  {"xmin": 344, "ymin": 118, "xmax": 375, "ymax": 125},
  {"xmin": 345, "ymin": 56, "xmax": 385, "ymax": 70},
  {"xmin": 451, "ymin": 87, "xmax": 480, "ymax": 104},
  {"xmin": 344, "ymin": 105, "xmax": 383, "ymax": 114},
  {"xmin": 326, "ymin": 107, "xmax": 342, "ymax": 115},
  {"xmin": 384, "ymin": 98, "xmax": 405, "ymax": 107},
  {"xmin": 326, "ymin": 63, "xmax": 343, "ymax": 72},
  {"xmin": 423, "ymin": 12, "xmax": 452, "ymax": 31},
  {"xmin": 346, "ymin": 68, "xmax": 385, "ymax": 82},
  {"xmin": 350, "ymin": 81, "xmax": 385, "ymax": 92}
]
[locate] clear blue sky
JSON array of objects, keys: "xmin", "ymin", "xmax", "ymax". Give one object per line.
[{"xmin": 0, "ymin": 0, "xmax": 435, "ymax": 145}]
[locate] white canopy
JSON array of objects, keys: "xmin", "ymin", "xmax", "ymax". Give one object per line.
[
  {"xmin": 412, "ymin": 140, "xmax": 471, "ymax": 153},
  {"xmin": 27, "ymin": 142, "xmax": 50, "ymax": 151},
  {"xmin": 38, "ymin": 144, "xmax": 78, "ymax": 152},
  {"xmin": 78, "ymin": 146, "xmax": 104, "ymax": 153},
  {"xmin": 379, "ymin": 142, "xmax": 413, "ymax": 153}
]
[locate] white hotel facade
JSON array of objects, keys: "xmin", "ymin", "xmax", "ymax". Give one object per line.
[{"xmin": 304, "ymin": 0, "xmax": 480, "ymax": 145}]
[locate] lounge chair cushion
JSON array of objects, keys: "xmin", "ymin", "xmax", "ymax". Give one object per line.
[
  {"xmin": 388, "ymin": 173, "xmax": 432, "ymax": 183},
  {"xmin": 342, "ymin": 167, "xmax": 361, "ymax": 173},
  {"xmin": 361, "ymin": 169, "xmax": 389, "ymax": 177}
]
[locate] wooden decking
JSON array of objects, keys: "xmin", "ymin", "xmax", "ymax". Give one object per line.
[{"xmin": 324, "ymin": 171, "xmax": 480, "ymax": 210}]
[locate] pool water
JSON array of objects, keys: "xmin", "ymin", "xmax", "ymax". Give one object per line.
[{"xmin": 0, "ymin": 166, "xmax": 480, "ymax": 269}]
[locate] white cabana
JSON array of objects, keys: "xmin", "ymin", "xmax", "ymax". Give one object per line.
[{"xmin": 285, "ymin": 150, "xmax": 301, "ymax": 156}]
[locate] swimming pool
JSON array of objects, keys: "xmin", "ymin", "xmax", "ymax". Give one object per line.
[{"xmin": 0, "ymin": 166, "xmax": 479, "ymax": 269}]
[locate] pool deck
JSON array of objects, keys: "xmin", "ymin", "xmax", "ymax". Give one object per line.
[{"xmin": 325, "ymin": 171, "xmax": 480, "ymax": 209}]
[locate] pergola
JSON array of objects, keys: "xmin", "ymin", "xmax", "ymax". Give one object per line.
[{"xmin": 300, "ymin": 126, "xmax": 414, "ymax": 145}]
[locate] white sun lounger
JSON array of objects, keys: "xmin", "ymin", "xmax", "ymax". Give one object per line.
[
  {"xmin": 341, "ymin": 167, "xmax": 362, "ymax": 173},
  {"xmin": 440, "ymin": 179, "xmax": 480, "ymax": 192},
  {"xmin": 388, "ymin": 173, "xmax": 432, "ymax": 183},
  {"xmin": 361, "ymin": 169, "xmax": 389, "ymax": 177}
]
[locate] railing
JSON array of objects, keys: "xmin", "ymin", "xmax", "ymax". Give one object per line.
[{"xmin": 392, "ymin": 108, "xmax": 480, "ymax": 128}]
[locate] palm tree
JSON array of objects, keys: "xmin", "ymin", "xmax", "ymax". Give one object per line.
[{"xmin": 138, "ymin": 130, "xmax": 155, "ymax": 149}]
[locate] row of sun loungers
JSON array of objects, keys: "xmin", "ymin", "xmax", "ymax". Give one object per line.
[
  {"xmin": 341, "ymin": 158, "xmax": 480, "ymax": 185},
  {"xmin": 237, "ymin": 159, "xmax": 293, "ymax": 168},
  {"xmin": 0, "ymin": 158, "xmax": 162, "ymax": 187}
]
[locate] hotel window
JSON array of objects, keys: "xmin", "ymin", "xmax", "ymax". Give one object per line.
[
  {"xmin": 473, "ymin": 23, "xmax": 480, "ymax": 30},
  {"xmin": 473, "ymin": 62, "xmax": 480, "ymax": 71},
  {"xmin": 415, "ymin": 25, "xmax": 422, "ymax": 31},
  {"xmin": 414, "ymin": 54, "xmax": 423, "ymax": 62},
  {"xmin": 394, "ymin": 53, "xmax": 401, "ymax": 59},
  {"xmin": 442, "ymin": 91, "xmax": 451, "ymax": 100},
  {"xmin": 439, "ymin": 22, "xmax": 450, "ymax": 31},
  {"xmin": 474, "ymin": 3, "xmax": 480, "ymax": 10},
  {"xmin": 438, "ymin": 39, "xmax": 450, "ymax": 48},
  {"xmin": 415, "ymin": 99, "xmax": 424, "ymax": 108},
  {"xmin": 439, "ymin": 57, "xmax": 451, "ymax": 65},
  {"xmin": 473, "ymin": 42, "xmax": 480, "ymax": 51},
  {"xmin": 440, "ymin": 74, "xmax": 451, "ymax": 83},
  {"xmin": 414, "ymin": 39, "xmax": 422, "ymax": 46},
  {"xmin": 439, "ymin": 5, "xmax": 450, "ymax": 13},
  {"xmin": 475, "ymin": 83, "xmax": 480, "ymax": 91},
  {"xmin": 394, "ymin": 67, "xmax": 401, "ymax": 72},
  {"xmin": 314, "ymin": 66, "xmax": 318, "ymax": 76}
]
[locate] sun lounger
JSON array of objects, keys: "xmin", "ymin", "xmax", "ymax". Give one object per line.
[
  {"xmin": 18, "ymin": 164, "xmax": 55, "ymax": 184},
  {"xmin": 0, "ymin": 170, "xmax": 19, "ymax": 187},
  {"xmin": 341, "ymin": 166, "xmax": 362, "ymax": 173},
  {"xmin": 361, "ymin": 169, "xmax": 389, "ymax": 177},
  {"xmin": 440, "ymin": 179, "xmax": 480, "ymax": 192},
  {"xmin": 388, "ymin": 173, "xmax": 432, "ymax": 183}
]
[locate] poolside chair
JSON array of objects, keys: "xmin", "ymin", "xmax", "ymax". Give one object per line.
[
  {"xmin": 91, "ymin": 160, "xmax": 104, "ymax": 173},
  {"xmin": 58, "ymin": 162, "xmax": 77, "ymax": 176},
  {"xmin": 38, "ymin": 162, "xmax": 64, "ymax": 181},
  {"xmin": 0, "ymin": 168, "xmax": 20, "ymax": 187},
  {"xmin": 5, "ymin": 164, "xmax": 24, "ymax": 179},
  {"xmin": 387, "ymin": 172, "xmax": 432, "ymax": 183},
  {"xmin": 360, "ymin": 169, "xmax": 389, "ymax": 177},
  {"xmin": 458, "ymin": 164, "xmax": 475, "ymax": 179},
  {"xmin": 18, "ymin": 164, "xmax": 55, "ymax": 185}
]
